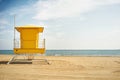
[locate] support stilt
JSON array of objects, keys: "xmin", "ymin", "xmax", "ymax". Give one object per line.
[{"xmin": 7, "ymin": 55, "xmax": 16, "ymax": 64}]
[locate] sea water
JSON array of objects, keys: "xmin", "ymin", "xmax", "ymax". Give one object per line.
[{"xmin": 0, "ymin": 50, "xmax": 120, "ymax": 56}]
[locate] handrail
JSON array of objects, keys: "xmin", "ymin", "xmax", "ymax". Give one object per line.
[
  {"xmin": 39, "ymin": 39, "xmax": 45, "ymax": 48},
  {"xmin": 14, "ymin": 39, "xmax": 20, "ymax": 48},
  {"xmin": 14, "ymin": 39, "xmax": 45, "ymax": 48}
]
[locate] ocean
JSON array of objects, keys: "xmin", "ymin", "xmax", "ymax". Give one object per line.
[{"xmin": 0, "ymin": 50, "xmax": 120, "ymax": 56}]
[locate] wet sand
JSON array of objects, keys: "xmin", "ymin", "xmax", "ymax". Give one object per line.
[{"xmin": 0, "ymin": 55, "xmax": 120, "ymax": 80}]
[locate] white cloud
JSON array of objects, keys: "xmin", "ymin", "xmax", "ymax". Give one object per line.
[
  {"xmin": 7, "ymin": 0, "xmax": 120, "ymax": 21},
  {"xmin": 0, "ymin": 29, "xmax": 13, "ymax": 35},
  {"xmin": 95, "ymin": 0, "xmax": 120, "ymax": 5},
  {"xmin": 0, "ymin": 19, "xmax": 10, "ymax": 30},
  {"xmin": 33, "ymin": 0, "xmax": 95, "ymax": 20},
  {"xmin": 0, "ymin": 19, "xmax": 9, "ymax": 25},
  {"xmin": 32, "ymin": 0, "xmax": 120, "ymax": 20}
]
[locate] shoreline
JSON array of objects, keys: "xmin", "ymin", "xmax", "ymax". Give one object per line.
[{"xmin": 0, "ymin": 54, "xmax": 120, "ymax": 57}]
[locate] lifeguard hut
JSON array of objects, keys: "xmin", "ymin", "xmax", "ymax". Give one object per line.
[
  {"xmin": 7, "ymin": 25, "xmax": 48, "ymax": 64},
  {"xmin": 14, "ymin": 25, "xmax": 45, "ymax": 54}
]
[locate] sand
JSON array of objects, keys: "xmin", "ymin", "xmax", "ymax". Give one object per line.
[{"xmin": 0, "ymin": 55, "xmax": 120, "ymax": 80}]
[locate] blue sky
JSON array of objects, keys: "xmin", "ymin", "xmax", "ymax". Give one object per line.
[{"xmin": 0, "ymin": 0, "xmax": 120, "ymax": 50}]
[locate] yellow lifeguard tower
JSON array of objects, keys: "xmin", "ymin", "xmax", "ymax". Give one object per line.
[
  {"xmin": 7, "ymin": 25, "xmax": 49, "ymax": 64},
  {"xmin": 14, "ymin": 25, "xmax": 45, "ymax": 54}
]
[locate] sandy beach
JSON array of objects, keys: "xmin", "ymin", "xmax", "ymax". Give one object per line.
[{"xmin": 0, "ymin": 55, "xmax": 120, "ymax": 80}]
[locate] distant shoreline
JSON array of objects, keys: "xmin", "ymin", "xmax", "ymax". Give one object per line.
[
  {"xmin": 0, "ymin": 54, "xmax": 120, "ymax": 57},
  {"xmin": 0, "ymin": 50, "xmax": 120, "ymax": 56}
]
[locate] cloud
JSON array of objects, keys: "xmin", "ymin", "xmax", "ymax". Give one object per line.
[
  {"xmin": 0, "ymin": 19, "xmax": 9, "ymax": 25},
  {"xmin": 32, "ymin": 0, "xmax": 120, "ymax": 20},
  {"xmin": 0, "ymin": 19, "xmax": 10, "ymax": 30},
  {"xmin": 7, "ymin": 0, "xmax": 120, "ymax": 21},
  {"xmin": 95, "ymin": 0, "xmax": 120, "ymax": 5},
  {"xmin": 0, "ymin": 29, "xmax": 13, "ymax": 35}
]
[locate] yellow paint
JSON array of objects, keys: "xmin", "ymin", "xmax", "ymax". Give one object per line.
[
  {"xmin": 14, "ymin": 48, "xmax": 45, "ymax": 54},
  {"xmin": 14, "ymin": 25, "xmax": 45, "ymax": 54}
]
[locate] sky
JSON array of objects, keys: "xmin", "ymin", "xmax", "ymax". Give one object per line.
[{"xmin": 0, "ymin": 0, "xmax": 120, "ymax": 50}]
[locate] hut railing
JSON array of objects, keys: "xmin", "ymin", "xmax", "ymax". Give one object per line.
[
  {"xmin": 39, "ymin": 39, "xmax": 45, "ymax": 48},
  {"xmin": 14, "ymin": 39, "xmax": 45, "ymax": 48},
  {"xmin": 14, "ymin": 39, "xmax": 20, "ymax": 48}
]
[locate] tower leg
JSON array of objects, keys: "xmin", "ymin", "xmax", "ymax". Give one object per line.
[
  {"xmin": 41, "ymin": 54, "xmax": 50, "ymax": 64},
  {"xmin": 7, "ymin": 55, "xmax": 17, "ymax": 64}
]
